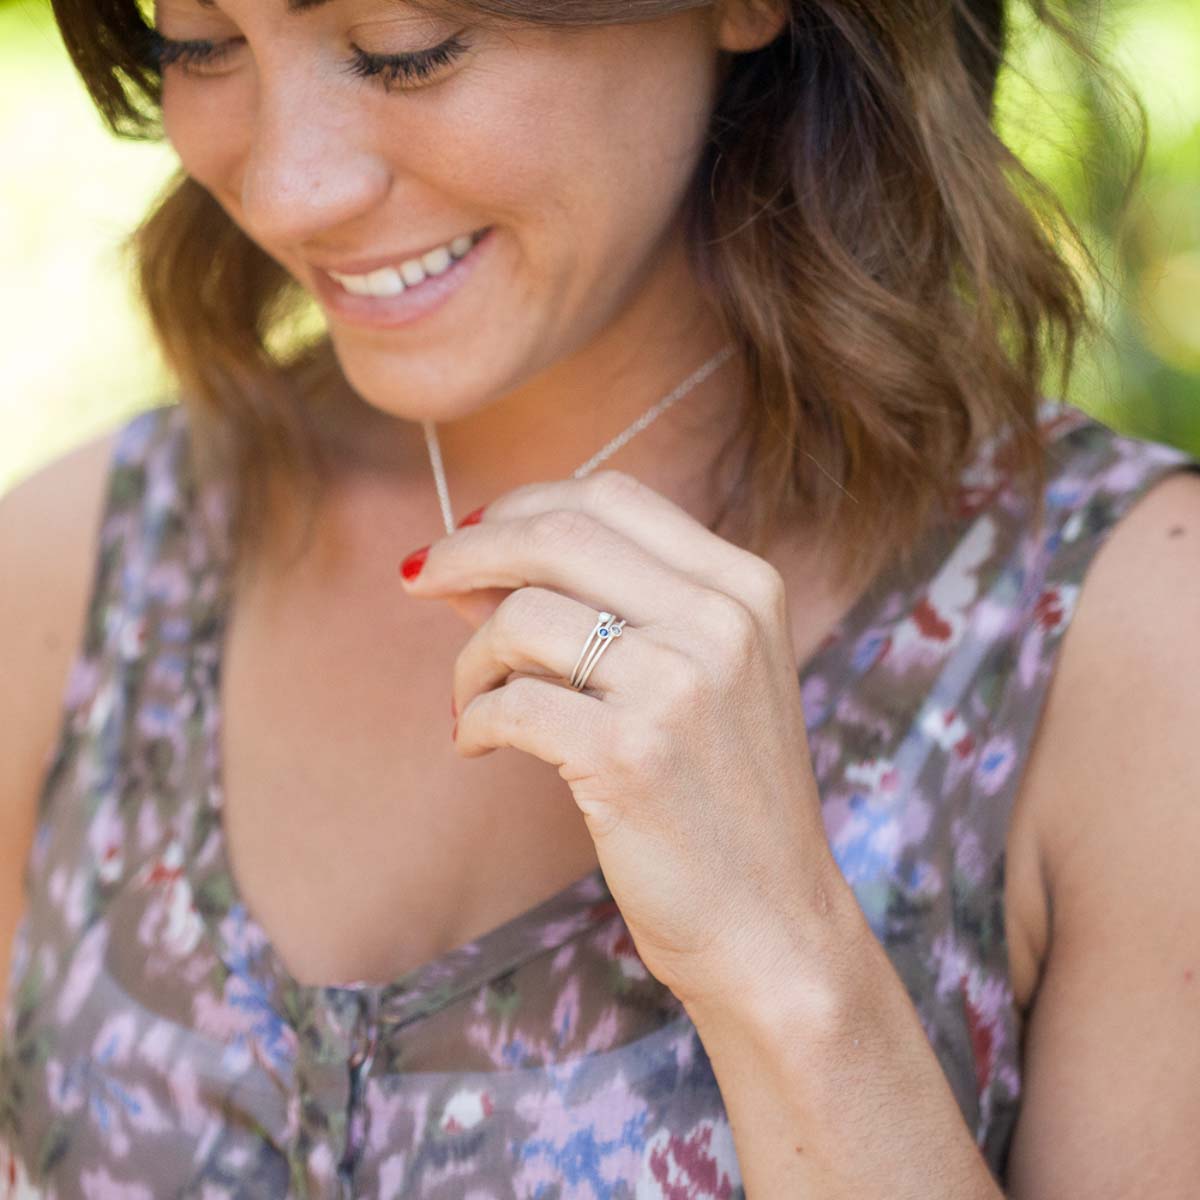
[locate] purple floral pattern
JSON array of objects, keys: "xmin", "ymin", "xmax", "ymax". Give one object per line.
[{"xmin": 1, "ymin": 400, "xmax": 1196, "ymax": 1197}]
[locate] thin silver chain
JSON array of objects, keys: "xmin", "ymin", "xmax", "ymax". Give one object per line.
[{"xmin": 421, "ymin": 343, "xmax": 736, "ymax": 535}]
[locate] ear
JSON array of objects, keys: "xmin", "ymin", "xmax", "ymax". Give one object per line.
[{"xmin": 713, "ymin": 0, "xmax": 790, "ymax": 54}]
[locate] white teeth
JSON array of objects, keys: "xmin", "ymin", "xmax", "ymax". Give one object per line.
[
  {"xmin": 399, "ymin": 259, "xmax": 426, "ymax": 287},
  {"xmin": 328, "ymin": 230, "xmax": 483, "ymax": 295},
  {"xmin": 364, "ymin": 267, "xmax": 405, "ymax": 298},
  {"xmin": 421, "ymin": 246, "xmax": 452, "ymax": 277},
  {"xmin": 339, "ymin": 274, "xmax": 375, "ymax": 297}
]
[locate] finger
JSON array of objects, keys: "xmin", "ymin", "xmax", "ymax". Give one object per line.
[
  {"xmin": 401, "ymin": 503, "xmax": 713, "ymax": 631},
  {"xmin": 442, "ymin": 585, "xmax": 515, "ymax": 631},
  {"xmin": 471, "ymin": 469, "xmax": 785, "ymax": 616},
  {"xmin": 453, "ymin": 673, "xmax": 615, "ymax": 775},
  {"xmin": 452, "ymin": 586, "xmax": 670, "ymax": 711}
]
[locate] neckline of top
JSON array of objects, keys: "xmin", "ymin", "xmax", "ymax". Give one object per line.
[{"xmin": 166, "ymin": 399, "xmax": 1042, "ymax": 1015}]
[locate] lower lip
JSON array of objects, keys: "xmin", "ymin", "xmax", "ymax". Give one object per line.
[{"xmin": 312, "ymin": 227, "xmax": 494, "ymax": 330}]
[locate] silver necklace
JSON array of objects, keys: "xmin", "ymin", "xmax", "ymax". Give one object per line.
[{"xmin": 421, "ymin": 343, "xmax": 736, "ymax": 535}]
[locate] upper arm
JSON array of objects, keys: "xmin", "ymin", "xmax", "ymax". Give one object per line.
[
  {"xmin": 0, "ymin": 426, "xmax": 120, "ymax": 1017},
  {"xmin": 1005, "ymin": 467, "xmax": 1200, "ymax": 1199}
]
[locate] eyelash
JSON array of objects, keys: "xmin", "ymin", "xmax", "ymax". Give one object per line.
[{"xmin": 142, "ymin": 28, "xmax": 469, "ymax": 91}]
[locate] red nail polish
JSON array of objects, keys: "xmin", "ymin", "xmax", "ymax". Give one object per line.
[
  {"xmin": 399, "ymin": 545, "xmax": 429, "ymax": 581},
  {"xmin": 457, "ymin": 505, "xmax": 485, "ymax": 529}
]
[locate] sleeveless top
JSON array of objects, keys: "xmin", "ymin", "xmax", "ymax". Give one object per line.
[{"xmin": 1, "ymin": 399, "xmax": 1197, "ymax": 1199}]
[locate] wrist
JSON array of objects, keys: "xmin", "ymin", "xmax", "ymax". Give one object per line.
[{"xmin": 680, "ymin": 851, "xmax": 874, "ymax": 1040}]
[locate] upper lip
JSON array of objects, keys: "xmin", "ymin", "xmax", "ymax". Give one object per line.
[{"xmin": 307, "ymin": 228, "xmax": 486, "ymax": 278}]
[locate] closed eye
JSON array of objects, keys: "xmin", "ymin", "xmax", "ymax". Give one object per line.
[
  {"xmin": 141, "ymin": 28, "xmax": 471, "ymax": 92},
  {"xmin": 343, "ymin": 34, "xmax": 470, "ymax": 90}
]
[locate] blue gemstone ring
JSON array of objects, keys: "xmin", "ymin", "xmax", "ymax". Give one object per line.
[{"xmin": 569, "ymin": 610, "xmax": 628, "ymax": 691}]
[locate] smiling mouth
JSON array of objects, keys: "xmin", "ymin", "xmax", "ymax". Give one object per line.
[
  {"xmin": 322, "ymin": 228, "xmax": 492, "ymax": 297},
  {"xmin": 311, "ymin": 225, "xmax": 495, "ymax": 329}
]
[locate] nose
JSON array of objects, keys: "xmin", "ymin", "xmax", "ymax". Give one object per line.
[{"xmin": 237, "ymin": 76, "xmax": 391, "ymax": 248}]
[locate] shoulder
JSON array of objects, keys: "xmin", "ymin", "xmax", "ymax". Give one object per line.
[
  {"xmin": 0, "ymin": 421, "xmax": 126, "ymax": 796},
  {"xmin": 1024, "ymin": 457, "xmax": 1200, "ymax": 898},
  {"xmin": 0, "ymin": 405, "xmax": 182, "ymax": 800},
  {"xmin": 0, "ymin": 403, "xmax": 197, "ymax": 986},
  {"xmin": 1019, "ymin": 424, "xmax": 1200, "ymax": 868},
  {"xmin": 0, "ymin": 415, "xmax": 138, "ymax": 1008},
  {"xmin": 1004, "ymin": 443, "xmax": 1200, "ymax": 1193}
]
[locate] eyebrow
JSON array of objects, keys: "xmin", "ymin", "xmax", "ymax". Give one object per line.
[{"xmin": 193, "ymin": 0, "xmax": 335, "ymax": 10}]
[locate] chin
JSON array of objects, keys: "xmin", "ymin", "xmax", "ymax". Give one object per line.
[{"xmin": 328, "ymin": 359, "xmax": 487, "ymax": 427}]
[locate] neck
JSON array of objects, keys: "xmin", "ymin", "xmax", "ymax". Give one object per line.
[{"xmin": 315, "ymin": 225, "xmax": 750, "ymax": 537}]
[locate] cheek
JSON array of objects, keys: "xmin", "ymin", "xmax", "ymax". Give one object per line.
[
  {"xmin": 161, "ymin": 81, "xmax": 250, "ymax": 188},
  {"xmin": 428, "ymin": 26, "xmax": 716, "ymax": 276}
]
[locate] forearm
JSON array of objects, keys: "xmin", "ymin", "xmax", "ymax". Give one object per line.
[{"xmin": 681, "ymin": 865, "xmax": 1006, "ymax": 1199}]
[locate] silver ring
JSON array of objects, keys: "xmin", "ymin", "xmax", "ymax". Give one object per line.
[{"xmin": 569, "ymin": 610, "xmax": 627, "ymax": 691}]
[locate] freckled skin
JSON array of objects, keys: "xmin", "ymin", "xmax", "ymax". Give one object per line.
[{"xmin": 154, "ymin": 1, "xmax": 788, "ymax": 486}]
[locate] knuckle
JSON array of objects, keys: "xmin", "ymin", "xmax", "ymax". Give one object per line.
[
  {"xmin": 609, "ymin": 718, "xmax": 671, "ymax": 775},
  {"xmin": 747, "ymin": 559, "xmax": 788, "ymax": 615},
  {"xmin": 586, "ymin": 469, "xmax": 643, "ymax": 507},
  {"xmin": 657, "ymin": 646, "xmax": 707, "ymax": 704},
  {"xmin": 699, "ymin": 588, "xmax": 758, "ymax": 649},
  {"xmin": 492, "ymin": 588, "xmax": 525, "ymax": 648},
  {"xmin": 504, "ymin": 479, "xmax": 549, "ymax": 507},
  {"xmin": 492, "ymin": 586, "xmax": 549, "ymax": 646},
  {"xmin": 497, "ymin": 674, "xmax": 545, "ymax": 728},
  {"xmin": 524, "ymin": 508, "xmax": 597, "ymax": 552},
  {"xmin": 491, "ymin": 588, "xmax": 525, "ymax": 640}
]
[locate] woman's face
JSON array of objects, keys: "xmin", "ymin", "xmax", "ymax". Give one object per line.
[{"xmin": 156, "ymin": 0, "xmax": 781, "ymax": 421}]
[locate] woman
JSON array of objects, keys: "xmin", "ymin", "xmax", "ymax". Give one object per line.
[{"xmin": 1, "ymin": 0, "xmax": 1198, "ymax": 1194}]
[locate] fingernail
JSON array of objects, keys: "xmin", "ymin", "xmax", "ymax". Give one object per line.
[
  {"xmin": 399, "ymin": 545, "xmax": 430, "ymax": 581},
  {"xmin": 456, "ymin": 505, "xmax": 485, "ymax": 529}
]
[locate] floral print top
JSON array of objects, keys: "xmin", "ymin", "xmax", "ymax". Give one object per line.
[{"xmin": 1, "ymin": 399, "xmax": 1197, "ymax": 1199}]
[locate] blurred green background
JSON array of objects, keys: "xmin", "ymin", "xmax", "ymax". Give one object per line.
[{"xmin": 1, "ymin": 0, "xmax": 1198, "ymax": 495}]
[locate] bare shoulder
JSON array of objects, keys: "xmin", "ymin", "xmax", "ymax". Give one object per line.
[
  {"xmin": 1005, "ymin": 465, "xmax": 1200, "ymax": 1198},
  {"xmin": 0, "ymin": 423, "xmax": 123, "ymax": 1004},
  {"xmin": 0, "ymin": 424, "xmax": 124, "ymax": 768}
]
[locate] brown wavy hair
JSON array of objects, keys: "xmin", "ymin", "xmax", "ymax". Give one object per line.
[{"xmin": 49, "ymin": 0, "xmax": 1143, "ymax": 594}]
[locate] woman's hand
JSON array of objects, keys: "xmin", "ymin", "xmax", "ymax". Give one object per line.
[{"xmin": 397, "ymin": 469, "xmax": 854, "ymax": 1015}]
